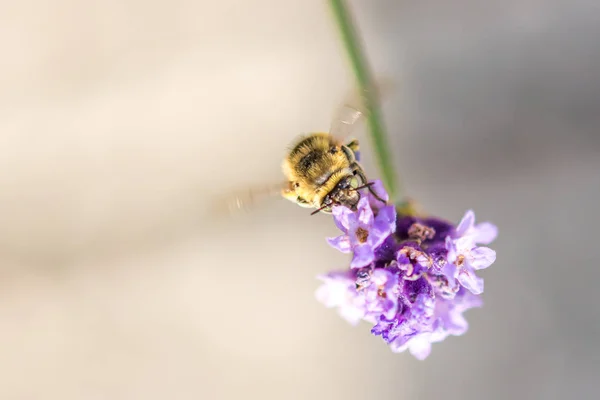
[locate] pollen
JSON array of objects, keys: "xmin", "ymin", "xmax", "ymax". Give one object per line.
[
  {"xmin": 398, "ymin": 247, "xmax": 433, "ymax": 269},
  {"xmin": 355, "ymin": 227, "xmax": 369, "ymax": 243},
  {"xmin": 408, "ymin": 223, "xmax": 436, "ymax": 241}
]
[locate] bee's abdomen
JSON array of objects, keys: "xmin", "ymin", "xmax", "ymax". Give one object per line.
[
  {"xmin": 289, "ymin": 134, "xmax": 331, "ymax": 157},
  {"xmin": 297, "ymin": 151, "xmax": 320, "ymax": 174},
  {"xmin": 286, "ymin": 134, "xmax": 331, "ymax": 176}
]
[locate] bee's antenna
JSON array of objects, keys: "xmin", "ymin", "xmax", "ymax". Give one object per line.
[
  {"xmin": 353, "ymin": 182, "xmax": 375, "ymax": 191},
  {"xmin": 353, "ymin": 181, "xmax": 387, "ymax": 204},
  {"xmin": 310, "ymin": 204, "xmax": 329, "ymax": 215}
]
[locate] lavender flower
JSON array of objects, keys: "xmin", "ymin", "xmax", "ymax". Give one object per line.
[
  {"xmin": 316, "ymin": 267, "xmax": 399, "ymax": 326},
  {"xmin": 326, "ymin": 195, "xmax": 396, "ymax": 269},
  {"xmin": 442, "ymin": 211, "xmax": 498, "ymax": 295},
  {"xmin": 316, "ymin": 180, "xmax": 497, "ymax": 359}
]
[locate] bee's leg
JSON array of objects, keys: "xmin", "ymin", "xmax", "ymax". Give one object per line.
[
  {"xmin": 345, "ymin": 140, "xmax": 360, "ymax": 161},
  {"xmin": 346, "ymin": 139, "xmax": 359, "ymax": 152},
  {"xmin": 281, "ymin": 183, "xmax": 313, "ymax": 208},
  {"xmin": 353, "ymin": 164, "xmax": 387, "ymax": 204},
  {"xmin": 294, "ymin": 197, "xmax": 313, "ymax": 208}
]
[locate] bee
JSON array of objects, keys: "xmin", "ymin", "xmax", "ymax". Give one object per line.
[
  {"xmin": 219, "ymin": 83, "xmax": 389, "ymax": 216},
  {"xmin": 281, "ymin": 132, "xmax": 383, "ymax": 215}
]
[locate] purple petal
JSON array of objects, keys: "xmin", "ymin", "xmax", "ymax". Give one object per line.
[
  {"xmin": 443, "ymin": 313, "xmax": 469, "ymax": 336},
  {"xmin": 380, "ymin": 299, "xmax": 398, "ymax": 320},
  {"xmin": 350, "ymin": 244, "xmax": 375, "ymax": 269},
  {"xmin": 377, "ymin": 204, "xmax": 396, "ymax": 226},
  {"xmin": 372, "ymin": 269, "xmax": 399, "ymax": 298},
  {"xmin": 455, "ymin": 210, "xmax": 475, "ymax": 237},
  {"xmin": 453, "ymin": 236, "xmax": 476, "ymax": 254},
  {"xmin": 457, "ymin": 270, "xmax": 484, "ymax": 294},
  {"xmin": 356, "ymin": 197, "xmax": 374, "ymax": 226},
  {"xmin": 469, "ymin": 247, "xmax": 496, "ymax": 270},
  {"xmin": 434, "ymin": 288, "xmax": 483, "ymax": 336},
  {"xmin": 367, "ymin": 180, "xmax": 389, "ymax": 204},
  {"xmin": 373, "ymin": 205, "xmax": 396, "ymax": 240},
  {"xmin": 409, "ymin": 337, "xmax": 433, "ymax": 360},
  {"xmin": 459, "ymin": 289, "xmax": 484, "ymax": 310},
  {"xmin": 315, "ymin": 274, "xmax": 352, "ymax": 308},
  {"xmin": 372, "ymin": 317, "xmax": 398, "ymax": 342},
  {"xmin": 331, "ymin": 205, "xmax": 353, "ymax": 232},
  {"xmin": 326, "ymin": 235, "xmax": 352, "ymax": 253},
  {"xmin": 339, "ymin": 306, "xmax": 366, "ymax": 326},
  {"xmin": 445, "ymin": 236, "xmax": 459, "ymax": 260},
  {"xmin": 474, "ymin": 222, "xmax": 498, "ymax": 244},
  {"xmin": 434, "ymin": 299, "xmax": 468, "ymax": 335},
  {"xmin": 370, "ymin": 219, "xmax": 395, "ymax": 249},
  {"xmin": 390, "ymin": 340, "xmax": 409, "ymax": 353},
  {"xmin": 370, "ymin": 268, "xmax": 393, "ymax": 286},
  {"xmin": 441, "ymin": 263, "xmax": 458, "ymax": 290},
  {"xmin": 396, "ymin": 251, "xmax": 410, "ymax": 266},
  {"xmin": 364, "ymin": 291, "xmax": 398, "ymax": 322},
  {"xmin": 315, "ymin": 272, "xmax": 365, "ymax": 325}
]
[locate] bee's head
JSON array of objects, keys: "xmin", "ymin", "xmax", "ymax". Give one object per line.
[
  {"xmin": 313, "ymin": 176, "xmax": 361, "ymax": 215},
  {"xmin": 332, "ymin": 176, "xmax": 361, "ymax": 211}
]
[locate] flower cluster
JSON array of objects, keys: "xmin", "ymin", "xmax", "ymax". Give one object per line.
[{"xmin": 316, "ymin": 181, "xmax": 497, "ymax": 359}]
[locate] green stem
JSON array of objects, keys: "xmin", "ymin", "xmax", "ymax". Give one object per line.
[{"xmin": 328, "ymin": 0, "xmax": 401, "ymax": 204}]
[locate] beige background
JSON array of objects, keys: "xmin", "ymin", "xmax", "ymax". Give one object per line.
[{"xmin": 1, "ymin": 1, "xmax": 599, "ymax": 399}]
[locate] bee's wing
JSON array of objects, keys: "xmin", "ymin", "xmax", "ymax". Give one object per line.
[
  {"xmin": 329, "ymin": 103, "xmax": 364, "ymax": 142},
  {"xmin": 329, "ymin": 77, "xmax": 396, "ymax": 142},
  {"xmin": 211, "ymin": 181, "xmax": 290, "ymax": 217}
]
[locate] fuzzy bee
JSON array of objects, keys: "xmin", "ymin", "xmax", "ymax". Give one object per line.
[{"xmin": 220, "ymin": 84, "xmax": 388, "ymax": 215}]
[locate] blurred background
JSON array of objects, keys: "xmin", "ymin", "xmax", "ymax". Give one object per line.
[{"xmin": 1, "ymin": 0, "xmax": 599, "ymax": 399}]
